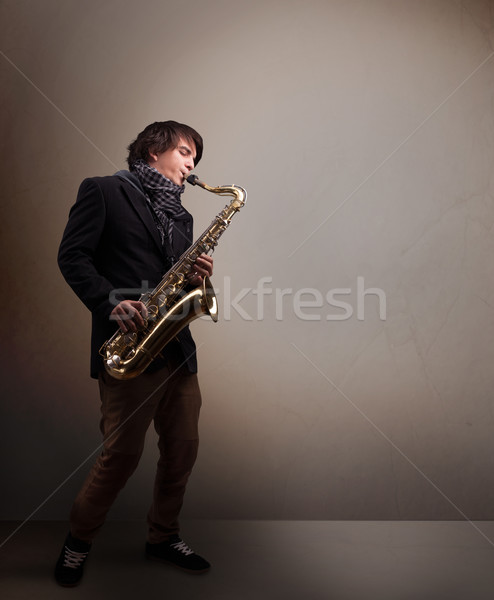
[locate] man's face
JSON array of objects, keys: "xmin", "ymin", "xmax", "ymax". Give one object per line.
[{"xmin": 148, "ymin": 137, "xmax": 197, "ymax": 185}]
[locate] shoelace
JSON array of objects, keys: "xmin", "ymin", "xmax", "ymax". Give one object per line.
[
  {"xmin": 170, "ymin": 540, "xmax": 194, "ymax": 556},
  {"xmin": 63, "ymin": 546, "xmax": 89, "ymax": 569}
]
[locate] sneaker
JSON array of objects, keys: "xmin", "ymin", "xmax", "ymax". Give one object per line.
[
  {"xmin": 54, "ymin": 533, "xmax": 91, "ymax": 587},
  {"xmin": 145, "ymin": 535, "xmax": 210, "ymax": 573}
]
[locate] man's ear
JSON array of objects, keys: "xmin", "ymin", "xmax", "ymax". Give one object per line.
[{"xmin": 148, "ymin": 148, "xmax": 158, "ymax": 162}]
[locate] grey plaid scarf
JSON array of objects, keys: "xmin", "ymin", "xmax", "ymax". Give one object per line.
[{"xmin": 131, "ymin": 158, "xmax": 187, "ymax": 246}]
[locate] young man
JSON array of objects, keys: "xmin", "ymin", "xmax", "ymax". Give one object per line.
[{"xmin": 55, "ymin": 121, "xmax": 212, "ymax": 586}]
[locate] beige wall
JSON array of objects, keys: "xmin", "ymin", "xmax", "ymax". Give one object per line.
[{"xmin": 1, "ymin": 0, "xmax": 494, "ymax": 520}]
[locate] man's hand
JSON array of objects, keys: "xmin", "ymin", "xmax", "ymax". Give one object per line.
[
  {"xmin": 188, "ymin": 253, "xmax": 213, "ymax": 287},
  {"xmin": 110, "ymin": 300, "xmax": 148, "ymax": 333}
]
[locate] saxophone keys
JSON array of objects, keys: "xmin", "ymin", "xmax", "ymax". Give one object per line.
[
  {"xmin": 107, "ymin": 354, "xmax": 121, "ymax": 368},
  {"xmin": 123, "ymin": 332, "xmax": 138, "ymax": 344},
  {"xmin": 147, "ymin": 304, "xmax": 159, "ymax": 320},
  {"xmin": 156, "ymin": 294, "xmax": 169, "ymax": 314}
]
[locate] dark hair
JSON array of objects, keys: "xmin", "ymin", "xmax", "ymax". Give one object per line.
[{"xmin": 127, "ymin": 120, "xmax": 203, "ymax": 168}]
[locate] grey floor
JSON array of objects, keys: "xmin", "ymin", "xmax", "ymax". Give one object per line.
[{"xmin": 1, "ymin": 520, "xmax": 494, "ymax": 599}]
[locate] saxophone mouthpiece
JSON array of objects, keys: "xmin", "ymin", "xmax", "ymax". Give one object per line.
[{"xmin": 186, "ymin": 174, "xmax": 199, "ymax": 185}]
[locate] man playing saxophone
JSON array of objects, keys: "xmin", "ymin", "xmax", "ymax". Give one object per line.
[{"xmin": 55, "ymin": 121, "xmax": 212, "ymax": 586}]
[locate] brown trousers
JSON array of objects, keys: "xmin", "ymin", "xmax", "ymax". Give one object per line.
[{"xmin": 69, "ymin": 358, "xmax": 202, "ymax": 544}]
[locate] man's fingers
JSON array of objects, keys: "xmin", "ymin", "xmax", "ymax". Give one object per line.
[
  {"xmin": 110, "ymin": 300, "xmax": 148, "ymax": 333},
  {"xmin": 135, "ymin": 301, "xmax": 148, "ymax": 321},
  {"xmin": 194, "ymin": 254, "xmax": 213, "ymax": 277}
]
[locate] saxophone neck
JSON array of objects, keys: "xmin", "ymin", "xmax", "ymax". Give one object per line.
[{"xmin": 186, "ymin": 174, "xmax": 247, "ymax": 209}]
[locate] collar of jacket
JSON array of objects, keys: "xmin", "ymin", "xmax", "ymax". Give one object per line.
[
  {"xmin": 114, "ymin": 169, "xmax": 191, "ymax": 221},
  {"xmin": 113, "ymin": 169, "xmax": 192, "ymax": 263}
]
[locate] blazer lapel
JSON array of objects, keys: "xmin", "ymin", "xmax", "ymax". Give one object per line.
[{"xmin": 118, "ymin": 178, "xmax": 167, "ymax": 258}]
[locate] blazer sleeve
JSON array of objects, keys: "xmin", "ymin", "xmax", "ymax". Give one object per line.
[{"xmin": 58, "ymin": 178, "xmax": 125, "ymax": 319}]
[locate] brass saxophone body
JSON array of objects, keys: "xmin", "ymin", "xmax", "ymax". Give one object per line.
[{"xmin": 100, "ymin": 174, "xmax": 247, "ymax": 380}]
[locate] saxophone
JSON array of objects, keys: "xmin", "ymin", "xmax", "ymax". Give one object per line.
[{"xmin": 100, "ymin": 174, "xmax": 247, "ymax": 380}]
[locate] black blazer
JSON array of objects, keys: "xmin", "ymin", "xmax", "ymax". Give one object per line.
[{"xmin": 58, "ymin": 172, "xmax": 198, "ymax": 378}]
